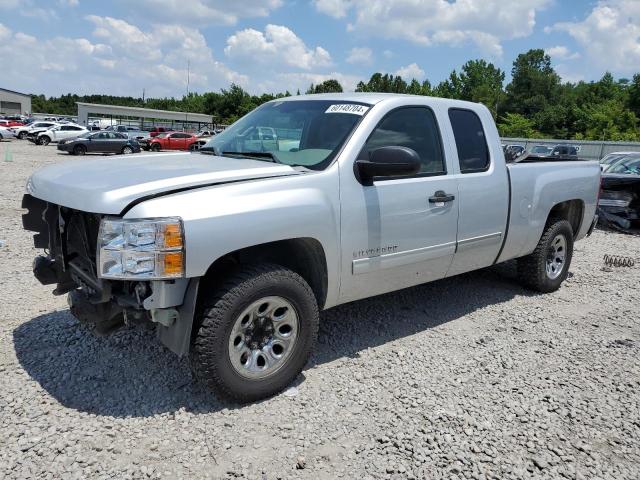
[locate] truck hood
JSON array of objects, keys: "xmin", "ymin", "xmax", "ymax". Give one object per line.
[{"xmin": 27, "ymin": 152, "xmax": 301, "ymax": 214}]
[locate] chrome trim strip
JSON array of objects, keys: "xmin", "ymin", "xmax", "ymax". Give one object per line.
[
  {"xmin": 456, "ymin": 232, "xmax": 503, "ymax": 253},
  {"xmin": 352, "ymin": 241, "xmax": 456, "ymax": 275}
]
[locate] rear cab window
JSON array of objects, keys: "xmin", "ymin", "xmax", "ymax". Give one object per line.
[{"xmin": 448, "ymin": 108, "xmax": 490, "ymax": 173}]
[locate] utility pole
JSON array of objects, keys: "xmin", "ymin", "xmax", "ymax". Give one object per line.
[
  {"xmin": 186, "ymin": 59, "xmax": 190, "ymax": 97},
  {"xmin": 142, "ymin": 88, "xmax": 145, "ymax": 103}
]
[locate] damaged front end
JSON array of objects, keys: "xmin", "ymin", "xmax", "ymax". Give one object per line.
[
  {"xmin": 21, "ymin": 194, "xmax": 197, "ymax": 355},
  {"xmin": 598, "ymin": 174, "xmax": 640, "ymax": 233}
]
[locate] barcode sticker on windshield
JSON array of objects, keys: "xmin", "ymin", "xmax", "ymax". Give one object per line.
[{"xmin": 325, "ymin": 104, "xmax": 369, "ymax": 115}]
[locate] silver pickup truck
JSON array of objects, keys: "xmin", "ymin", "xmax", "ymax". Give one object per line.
[{"xmin": 22, "ymin": 94, "xmax": 600, "ymax": 402}]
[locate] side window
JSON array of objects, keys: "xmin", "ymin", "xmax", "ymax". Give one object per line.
[
  {"xmin": 448, "ymin": 108, "xmax": 490, "ymax": 173},
  {"xmin": 361, "ymin": 107, "xmax": 446, "ymax": 175}
]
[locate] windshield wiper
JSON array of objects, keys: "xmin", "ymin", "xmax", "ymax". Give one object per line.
[{"xmin": 221, "ymin": 151, "xmax": 278, "ymax": 163}]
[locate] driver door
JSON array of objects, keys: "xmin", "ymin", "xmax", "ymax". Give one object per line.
[{"xmin": 339, "ymin": 106, "xmax": 459, "ymax": 303}]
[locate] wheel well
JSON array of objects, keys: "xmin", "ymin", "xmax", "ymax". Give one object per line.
[
  {"xmin": 199, "ymin": 238, "xmax": 329, "ymax": 309},
  {"xmin": 547, "ymin": 199, "xmax": 584, "ymax": 235}
]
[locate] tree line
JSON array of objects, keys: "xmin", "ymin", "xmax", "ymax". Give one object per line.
[{"xmin": 30, "ymin": 49, "xmax": 640, "ymax": 141}]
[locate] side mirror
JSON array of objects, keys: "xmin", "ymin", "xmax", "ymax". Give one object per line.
[{"xmin": 355, "ymin": 146, "xmax": 421, "ymax": 185}]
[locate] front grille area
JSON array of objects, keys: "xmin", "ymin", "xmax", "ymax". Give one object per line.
[{"xmin": 22, "ymin": 194, "xmax": 104, "ymax": 296}]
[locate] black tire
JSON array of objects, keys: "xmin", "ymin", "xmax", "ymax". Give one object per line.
[
  {"xmin": 18, "ymin": 131, "xmax": 27, "ymax": 140},
  {"xmin": 121, "ymin": 145, "xmax": 134, "ymax": 155},
  {"xmin": 151, "ymin": 143, "xmax": 161, "ymax": 152},
  {"xmin": 517, "ymin": 219, "xmax": 574, "ymax": 293},
  {"xmin": 38, "ymin": 136, "xmax": 51, "ymax": 146},
  {"xmin": 190, "ymin": 263, "xmax": 319, "ymax": 403},
  {"xmin": 73, "ymin": 144, "xmax": 86, "ymax": 156}
]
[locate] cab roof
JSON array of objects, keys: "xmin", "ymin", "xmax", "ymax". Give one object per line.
[{"xmin": 273, "ymin": 92, "xmax": 482, "ymax": 109}]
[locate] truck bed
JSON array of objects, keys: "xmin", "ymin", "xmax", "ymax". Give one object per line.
[{"xmin": 497, "ymin": 159, "xmax": 601, "ymax": 263}]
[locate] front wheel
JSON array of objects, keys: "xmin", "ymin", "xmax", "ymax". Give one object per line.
[
  {"xmin": 517, "ymin": 219, "xmax": 574, "ymax": 293},
  {"xmin": 38, "ymin": 136, "xmax": 51, "ymax": 146},
  {"xmin": 73, "ymin": 144, "xmax": 86, "ymax": 156},
  {"xmin": 190, "ymin": 264, "xmax": 319, "ymax": 403},
  {"xmin": 18, "ymin": 131, "xmax": 27, "ymax": 140},
  {"xmin": 121, "ymin": 145, "xmax": 134, "ymax": 154},
  {"xmin": 150, "ymin": 143, "xmax": 161, "ymax": 152}
]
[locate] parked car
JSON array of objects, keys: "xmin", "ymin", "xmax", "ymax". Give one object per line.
[
  {"xmin": 599, "ymin": 151, "xmax": 640, "ymax": 168},
  {"xmin": 550, "ymin": 144, "xmax": 579, "ymax": 157},
  {"xmin": 22, "ymin": 94, "xmax": 600, "ymax": 402},
  {"xmin": 104, "ymin": 125, "xmax": 148, "ymax": 140},
  {"xmin": 57, "ymin": 131, "xmax": 141, "ymax": 155},
  {"xmin": 145, "ymin": 132, "xmax": 197, "ymax": 151},
  {"xmin": 0, "ymin": 126, "xmax": 15, "ymax": 140},
  {"xmin": 503, "ymin": 144, "xmax": 526, "ymax": 162},
  {"xmin": 11, "ymin": 121, "xmax": 58, "ymax": 140},
  {"xmin": 0, "ymin": 119, "xmax": 24, "ymax": 128},
  {"xmin": 87, "ymin": 119, "xmax": 117, "ymax": 130},
  {"xmin": 36, "ymin": 124, "xmax": 88, "ymax": 145},
  {"xmin": 598, "ymin": 153, "xmax": 640, "ymax": 232},
  {"xmin": 189, "ymin": 130, "xmax": 214, "ymax": 151},
  {"xmin": 531, "ymin": 145, "xmax": 553, "ymax": 155},
  {"xmin": 148, "ymin": 127, "xmax": 173, "ymax": 137}
]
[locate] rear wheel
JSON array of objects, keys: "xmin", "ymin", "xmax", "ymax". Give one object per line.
[
  {"xmin": 517, "ymin": 219, "xmax": 574, "ymax": 293},
  {"xmin": 190, "ymin": 263, "xmax": 319, "ymax": 403},
  {"xmin": 121, "ymin": 145, "xmax": 134, "ymax": 155},
  {"xmin": 38, "ymin": 136, "xmax": 51, "ymax": 146},
  {"xmin": 73, "ymin": 144, "xmax": 86, "ymax": 156}
]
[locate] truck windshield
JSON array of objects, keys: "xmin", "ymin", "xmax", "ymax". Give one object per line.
[{"xmin": 201, "ymin": 100, "xmax": 371, "ymax": 170}]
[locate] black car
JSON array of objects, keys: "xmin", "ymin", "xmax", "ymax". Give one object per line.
[
  {"xmin": 598, "ymin": 154, "xmax": 640, "ymax": 233},
  {"xmin": 550, "ymin": 144, "xmax": 579, "ymax": 157},
  {"xmin": 57, "ymin": 131, "xmax": 141, "ymax": 155}
]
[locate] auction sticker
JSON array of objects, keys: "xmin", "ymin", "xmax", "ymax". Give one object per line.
[{"xmin": 325, "ymin": 104, "xmax": 370, "ymax": 115}]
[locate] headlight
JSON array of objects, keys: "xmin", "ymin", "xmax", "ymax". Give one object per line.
[{"xmin": 98, "ymin": 218, "xmax": 184, "ymax": 279}]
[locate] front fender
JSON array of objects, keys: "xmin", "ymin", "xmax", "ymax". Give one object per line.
[{"xmin": 124, "ymin": 171, "xmax": 341, "ymax": 307}]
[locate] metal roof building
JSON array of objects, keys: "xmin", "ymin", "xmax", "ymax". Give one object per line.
[
  {"xmin": 76, "ymin": 102, "xmax": 213, "ymax": 128},
  {"xmin": 0, "ymin": 88, "xmax": 32, "ymax": 115}
]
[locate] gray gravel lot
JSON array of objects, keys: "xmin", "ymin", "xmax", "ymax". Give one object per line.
[{"xmin": 0, "ymin": 138, "xmax": 639, "ymax": 479}]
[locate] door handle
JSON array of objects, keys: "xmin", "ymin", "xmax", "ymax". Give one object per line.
[{"xmin": 429, "ymin": 190, "xmax": 455, "ymax": 203}]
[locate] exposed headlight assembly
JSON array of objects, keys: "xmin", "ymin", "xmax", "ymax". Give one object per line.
[{"xmin": 98, "ymin": 218, "xmax": 184, "ymax": 279}]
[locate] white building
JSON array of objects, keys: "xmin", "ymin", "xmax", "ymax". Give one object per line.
[{"xmin": 0, "ymin": 88, "xmax": 32, "ymax": 115}]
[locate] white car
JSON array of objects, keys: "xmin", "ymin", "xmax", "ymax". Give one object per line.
[
  {"xmin": 11, "ymin": 121, "xmax": 59, "ymax": 140},
  {"xmin": 36, "ymin": 125, "xmax": 88, "ymax": 145},
  {"xmin": 0, "ymin": 126, "xmax": 15, "ymax": 140}
]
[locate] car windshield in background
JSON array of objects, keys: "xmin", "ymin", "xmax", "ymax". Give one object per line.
[
  {"xmin": 604, "ymin": 155, "xmax": 640, "ymax": 175},
  {"xmin": 202, "ymin": 100, "xmax": 371, "ymax": 170},
  {"xmin": 532, "ymin": 146, "xmax": 551, "ymax": 154}
]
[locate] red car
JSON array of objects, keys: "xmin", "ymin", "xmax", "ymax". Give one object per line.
[
  {"xmin": 0, "ymin": 120, "xmax": 24, "ymax": 128},
  {"xmin": 148, "ymin": 127, "xmax": 173, "ymax": 137},
  {"xmin": 146, "ymin": 132, "xmax": 197, "ymax": 151}
]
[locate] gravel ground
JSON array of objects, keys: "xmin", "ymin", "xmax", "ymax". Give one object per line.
[{"xmin": 1, "ymin": 138, "xmax": 639, "ymax": 480}]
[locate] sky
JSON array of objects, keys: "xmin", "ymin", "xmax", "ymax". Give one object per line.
[{"xmin": 0, "ymin": 0, "xmax": 639, "ymax": 98}]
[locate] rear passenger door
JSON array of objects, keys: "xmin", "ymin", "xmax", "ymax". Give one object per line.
[
  {"xmin": 339, "ymin": 105, "xmax": 460, "ymax": 302},
  {"xmin": 106, "ymin": 132, "xmax": 124, "ymax": 152},
  {"xmin": 88, "ymin": 132, "xmax": 109, "ymax": 152},
  {"xmin": 446, "ymin": 108, "xmax": 509, "ymax": 276}
]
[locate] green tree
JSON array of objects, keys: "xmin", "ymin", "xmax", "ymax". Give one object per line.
[
  {"xmin": 628, "ymin": 73, "xmax": 640, "ymax": 117},
  {"xmin": 505, "ymin": 49, "xmax": 561, "ymax": 117},
  {"xmin": 497, "ymin": 113, "xmax": 539, "ymax": 138},
  {"xmin": 355, "ymin": 73, "xmax": 409, "ymax": 93},
  {"xmin": 306, "ymin": 79, "xmax": 343, "ymax": 94},
  {"xmin": 458, "ymin": 60, "xmax": 505, "ymax": 118}
]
